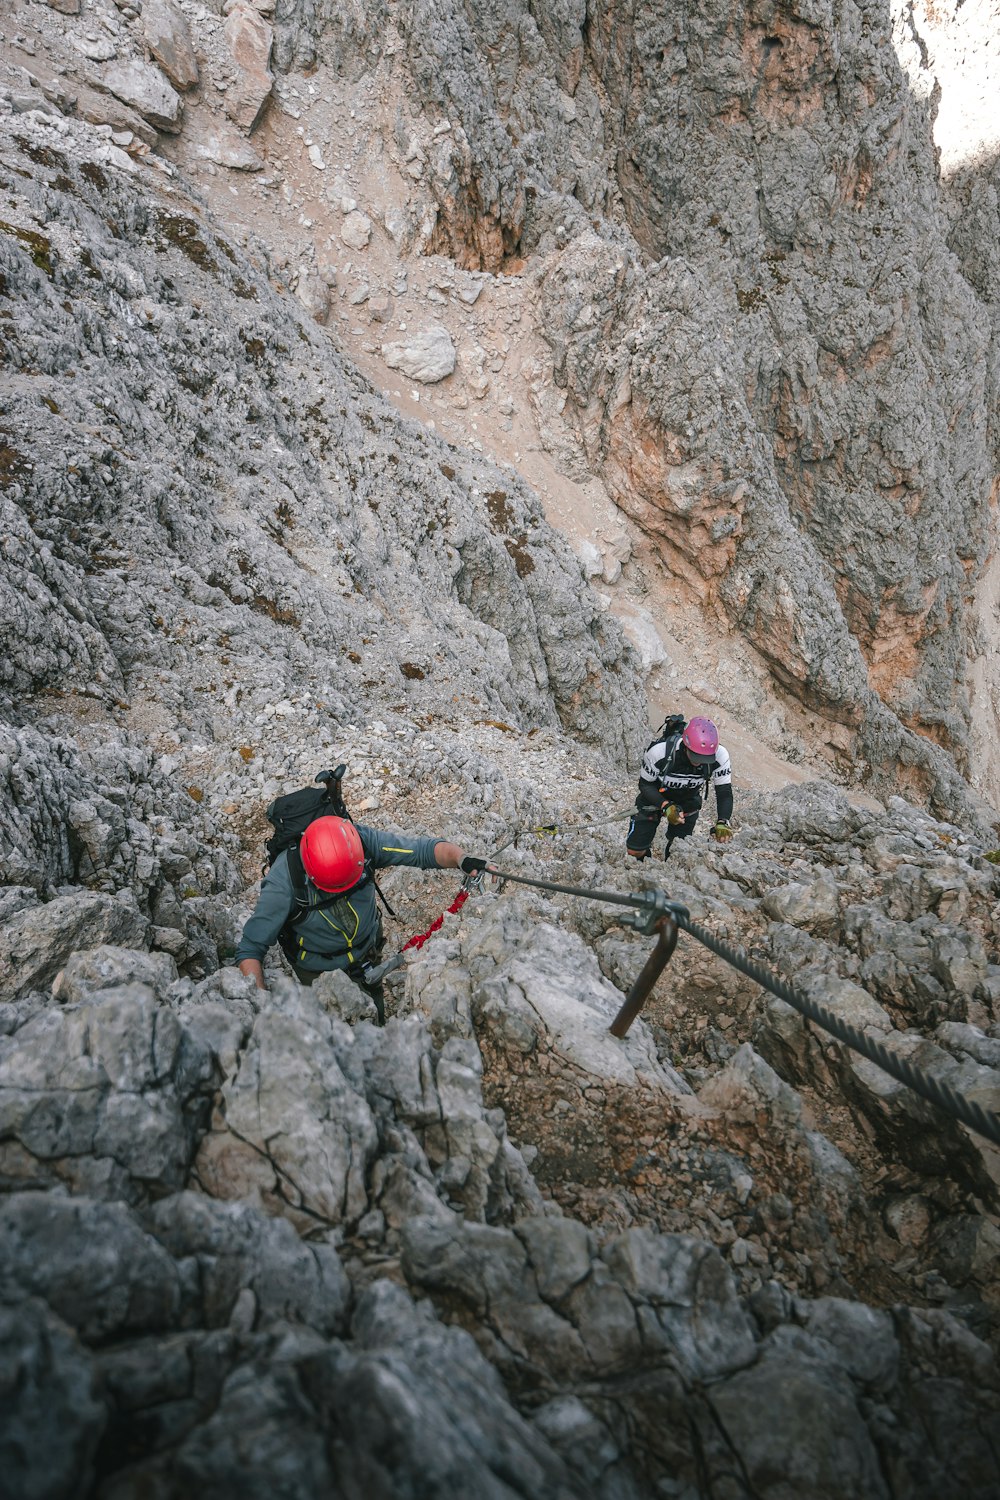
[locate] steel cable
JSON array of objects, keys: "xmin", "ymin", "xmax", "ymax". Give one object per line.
[{"xmin": 488, "ymin": 866, "xmax": 1000, "ymax": 1149}]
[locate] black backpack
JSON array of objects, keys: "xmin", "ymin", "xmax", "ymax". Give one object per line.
[
  {"xmin": 264, "ymin": 768, "xmax": 395, "ymax": 923},
  {"xmin": 654, "ymin": 713, "xmax": 686, "ymax": 745}
]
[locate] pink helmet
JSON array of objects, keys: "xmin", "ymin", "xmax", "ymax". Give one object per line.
[{"xmin": 682, "ymin": 716, "xmax": 719, "ymax": 762}]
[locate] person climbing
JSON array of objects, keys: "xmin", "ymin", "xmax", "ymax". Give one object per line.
[
  {"xmin": 235, "ymin": 814, "xmax": 488, "ymax": 1021},
  {"xmin": 626, "ymin": 714, "xmax": 734, "ymax": 861}
]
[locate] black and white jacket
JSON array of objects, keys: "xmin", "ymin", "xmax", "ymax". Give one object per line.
[{"xmin": 638, "ymin": 729, "xmax": 734, "ymax": 821}]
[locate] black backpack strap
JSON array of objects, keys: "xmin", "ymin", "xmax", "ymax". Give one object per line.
[
  {"xmin": 284, "ymin": 846, "xmax": 387, "ymax": 922},
  {"xmin": 370, "ymin": 870, "xmax": 396, "ymax": 918},
  {"xmin": 286, "ymin": 844, "xmax": 308, "ymax": 905},
  {"xmin": 285, "ymin": 844, "xmax": 351, "ymax": 917}
]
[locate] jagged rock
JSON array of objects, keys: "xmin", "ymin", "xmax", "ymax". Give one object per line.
[
  {"xmin": 303, "ymin": 1279, "xmax": 580, "ymax": 1496},
  {"xmin": 0, "ymin": 123, "xmax": 644, "ymax": 769},
  {"xmin": 71, "ymin": 80, "xmax": 160, "ymax": 146},
  {"xmin": 0, "ymin": 1299, "xmax": 106, "ymax": 1498},
  {"xmin": 52, "ymin": 943, "xmax": 178, "ymax": 1003},
  {"xmin": 143, "ymin": 0, "xmax": 200, "ymax": 92},
  {"xmin": 222, "ymin": 1, "xmax": 273, "ymax": 132},
  {"xmin": 72, "ymin": 35, "xmax": 119, "ymax": 63},
  {"xmin": 196, "ymin": 987, "xmax": 378, "ymax": 1226},
  {"xmin": 708, "ymin": 1328, "xmax": 889, "ymax": 1499},
  {"xmin": 761, "ymin": 874, "xmax": 841, "ymax": 936},
  {"xmin": 3, "ymin": 9, "xmax": 1000, "ymax": 1490},
  {"xmin": 102, "ymin": 59, "xmax": 184, "ymax": 134},
  {"xmin": 0, "ymin": 892, "xmax": 149, "ymax": 1001},
  {"xmin": 460, "ymin": 900, "xmax": 690, "ymax": 1096},
  {"xmin": 295, "ymin": 271, "xmax": 330, "ymax": 323},
  {"xmin": 381, "ymin": 325, "xmax": 457, "ymax": 383},
  {"xmin": 0, "ymin": 985, "xmax": 216, "ymax": 1198},
  {"xmin": 0, "ymin": 1193, "xmax": 183, "ymax": 1340},
  {"xmin": 312, "ymin": 966, "xmax": 379, "ymax": 1026},
  {"xmin": 142, "ymin": 1191, "xmax": 350, "ymax": 1333},
  {"xmin": 340, "ymin": 209, "xmax": 372, "ymax": 248},
  {"xmin": 699, "ymin": 1044, "xmax": 803, "ymax": 1130},
  {"xmin": 187, "ymin": 119, "xmax": 265, "ymax": 170}
]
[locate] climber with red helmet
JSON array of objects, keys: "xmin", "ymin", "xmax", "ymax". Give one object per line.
[
  {"xmin": 626, "ymin": 714, "xmax": 735, "ymax": 861},
  {"xmin": 235, "ymin": 814, "xmax": 488, "ymax": 1020}
]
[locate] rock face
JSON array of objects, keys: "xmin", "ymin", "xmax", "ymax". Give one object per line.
[
  {"xmin": 2, "ymin": 3, "xmax": 1000, "ymax": 1495},
  {"xmin": 263, "ymin": 0, "xmax": 1000, "ymax": 816},
  {"xmin": 222, "ymin": 1, "xmax": 274, "ymax": 131},
  {"xmin": 143, "ymin": 0, "xmax": 200, "ymax": 93},
  {"xmin": 1, "ymin": 822, "xmax": 999, "ymax": 1496},
  {"xmin": 550, "ymin": 0, "xmax": 997, "ymax": 799},
  {"xmin": 0, "ymin": 116, "xmax": 644, "ymax": 779},
  {"xmin": 102, "ymin": 59, "xmax": 184, "ymax": 134}
]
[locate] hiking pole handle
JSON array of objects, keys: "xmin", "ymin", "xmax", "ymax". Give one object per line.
[
  {"xmin": 316, "ymin": 764, "xmax": 347, "ymax": 786},
  {"xmin": 317, "ymin": 765, "xmax": 349, "ymax": 819}
]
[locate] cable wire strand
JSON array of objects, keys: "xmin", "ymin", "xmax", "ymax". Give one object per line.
[{"xmin": 488, "ymin": 865, "xmax": 1000, "ymax": 1149}]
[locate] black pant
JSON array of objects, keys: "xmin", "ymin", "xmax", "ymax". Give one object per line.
[{"xmin": 627, "ymin": 799, "xmax": 700, "ymax": 860}]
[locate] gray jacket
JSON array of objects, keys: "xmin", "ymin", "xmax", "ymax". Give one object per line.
[{"xmin": 235, "ymin": 823, "xmax": 445, "ymax": 973}]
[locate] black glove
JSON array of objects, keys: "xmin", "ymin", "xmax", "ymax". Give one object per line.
[{"xmin": 460, "ymin": 855, "xmax": 488, "ymax": 874}]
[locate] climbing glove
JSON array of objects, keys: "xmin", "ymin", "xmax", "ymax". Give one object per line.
[
  {"xmin": 664, "ymin": 804, "xmax": 685, "ymax": 826},
  {"xmin": 460, "ymin": 855, "xmax": 489, "ymax": 874},
  {"xmin": 711, "ymin": 821, "xmax": 734, "ymax": 843}
]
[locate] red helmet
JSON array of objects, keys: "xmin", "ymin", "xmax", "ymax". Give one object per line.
[
  {"xmin": 682, "ymin": 716, "xmax": 719, "ymax": 763},
  {"xmin": 299, "ymin": 816, "xmax": 365, "ymax": 893}
]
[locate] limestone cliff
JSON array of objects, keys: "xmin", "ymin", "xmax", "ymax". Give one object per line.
[{"xmin": 2, "ymin": 2, "xmax": 1000, "ymax": 1496}]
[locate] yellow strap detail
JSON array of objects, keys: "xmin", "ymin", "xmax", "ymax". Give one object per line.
[{"xmin": 381, "ymin": 846, "xmax": 414, "ymax": 854}]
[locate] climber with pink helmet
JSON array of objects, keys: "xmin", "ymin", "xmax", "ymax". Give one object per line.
[{"xmin": 626, "ymin": 713, "xmax": 735, "ymax": 862}]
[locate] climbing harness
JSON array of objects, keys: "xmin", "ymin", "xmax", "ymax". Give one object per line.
[{"xmin": 481, "ymin": 865, "xmax": 1000, "ymax": 1150}]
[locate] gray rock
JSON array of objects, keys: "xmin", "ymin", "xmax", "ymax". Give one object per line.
[
  {"xmin": 306, "ymin": 1280, "xmax": 580, "ymax": 1497},
  {"xmin": 188, "ymin": 120, "xmax": 265, "ymax": 171},
  {"xmin": 312, "ymin": 966, "xmax": 378, "ymax": 1025},
  {"xmin": 295, "ymin": 272, "xmax": 330, "ymax": 322},
  {"xmin": 381, "ymin": 325, "xmax": 457, "ymax": 383},
  {"xmin": 142, "ymin": 1190, "xmax": 350, "ymax": 1333},
  {"xmin": 144, "ymin": 0, "xmax": 200, "ymax": 92},
  {"xmin": 101, "ymin": 59, "xmax": 184, "ymax": 133},
  {"xmin": 709, "ymin": 1329, "xmax": 889, "ymax": 1499},
  {"xmin": 761, "ymin": 875, "xmax": 840, "ymax": 936},
  {"xmin": 340, "ymin": 209, "xmax": 372, "ymax": 249},
  {"xmin": 52, "ymin": 943, "xmax": 178, "ymax": 1003},
  {"xmin": 0, "ymin": 893, "xmax": 149, "ymax": 1001},
  {"xmin": 603, "ymin": 1228, "xmax": 757, "ymax": 1380},
  {"xmin": 203, "ymin": 991, "xmax": 377, "ymax": 1225},
  {"xmin": 0, "ymin": 1193, "xmax": 182, "ymax": 1340},
  {"xmin": 0, "ymin": 1299, "xmax": 106, "ymax": 1498},
  {"xmin": 0, "ymin": 985, "xmax": 216, "ymax": 1198},
  {"xmin": 800, "ymin": 1297, "xmax": 899, "ymax": 1392}
]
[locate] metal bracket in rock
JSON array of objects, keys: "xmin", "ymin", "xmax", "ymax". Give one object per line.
[{"xmin": 486, "ymin": 866, "xmax": 1000, "ymax": 1150}]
